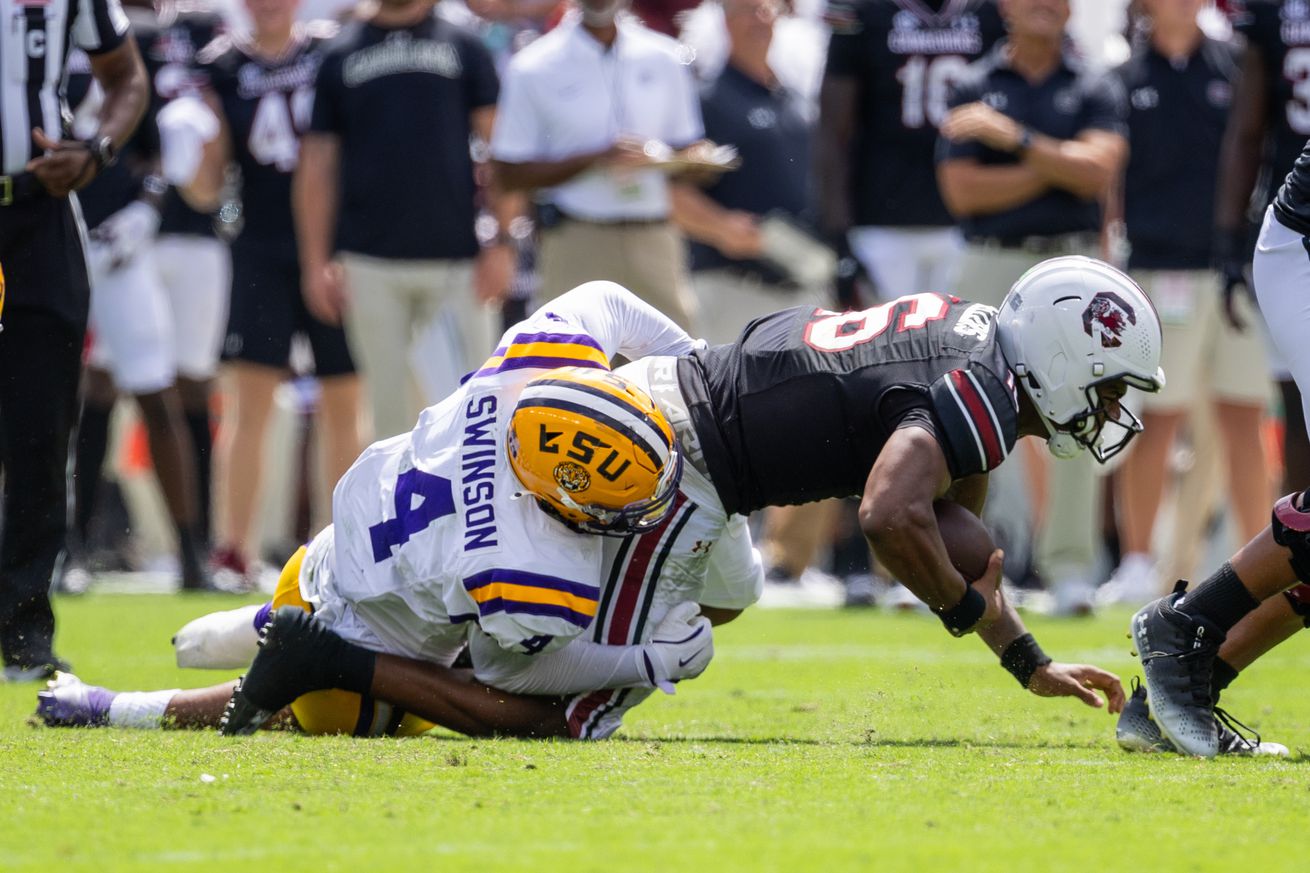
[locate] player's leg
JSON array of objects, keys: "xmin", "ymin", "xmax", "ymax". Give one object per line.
[
  {"xmin": 160, "ymin": 234, "xmax": 231, "ymax": 548},
  {"xmin": 213, "ymin": 363, "xmax": 282, "ymax": 576},
  {"xmin": 65, "ymin": 365, "xmax": 118, "ymax": 592}
]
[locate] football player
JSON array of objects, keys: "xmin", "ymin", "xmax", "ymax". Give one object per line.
[
  {"xmin": 1124, "ymin": 131, "xmax": 1310, "ymax": 758},
  {"xmin": 45, "ymin": 259, "xmax": 1156, "ymax": 739}
]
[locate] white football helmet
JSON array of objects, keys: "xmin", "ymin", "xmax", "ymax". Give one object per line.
[{"xmin": 995, "ymin": 256, "xmax": 1165, "ymax": 462}]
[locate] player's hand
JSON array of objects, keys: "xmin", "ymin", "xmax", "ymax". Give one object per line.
[
  {"xmin": 1219, "ymin": 258, "xmax": 1253, "ymax": 331},
  {"xmin": 715, "ymin": 211, "xmax": 763, "ymax": 259},
  {"xmin": 642, "ymin": 602, "xmax": 714, "ymax": 694},
  {"xmin": 303, "ymin": 261, "xmax": 347, "ymax": 325},
  {"xmin": 939, "ymin": 103, "xmax": 1024, "ymax": 152},
  {"xmin": 25, "ymin": 128, "xmax": 98, "ymax": 197},
  {"xmin": 474, "ymin": 242, "xmax": 514, "ymax": 305},
  {"xmin": 971, "ymin": 548, "xmax": 1006, "ymax": 629},
  {"xmin": 1026, "ymin": 662, "xmax": 1126, "ymax": 713},
  {"xmin": 604, "ymin": 137, "xmax": 657, "ymax": 170}
]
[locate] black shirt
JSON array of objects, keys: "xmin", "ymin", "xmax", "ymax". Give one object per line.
[
  {"xmin": 1272, "ymin": 140, "xmax": 1310, "ymax": 234},
  {"xmin": 1234, "ymin": 0, "xmax": 1310, "ymax": 212},
  {"xmin": 1117, "ymin": 37, "xmax": 1240, "ymax": 270},
  {"xmin": 202, "ymin": 26, "xmax": 333, "ymax": 255},
  {"xmin": 678, "ymin": 294, "xmax": 1019, "ymax": 515},
  {"xmin": 690, "ymin": 63, "xmax": 813, "ymax": 280},
  {"xmin": 823, "ymin": 0, "xmax": 1004, "ymax": 228},
  {"xmin": 936, "ymin": 43, "xmax": 1128, "ymax": 239},
  {"xmin": 310, "ymin": 14, "xmax": 499, "ymax": 260}
]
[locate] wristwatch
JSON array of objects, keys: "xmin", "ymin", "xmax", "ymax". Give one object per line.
[
  {"xmin": 1015, "ymin": 126, "xmax": 1034, "ymax": 155},
  {"xmin": 83, "ymin": 134, "xmax": 118, "ymax": 170}
]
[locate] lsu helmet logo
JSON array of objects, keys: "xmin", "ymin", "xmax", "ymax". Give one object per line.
[
  {"xmin": 1082, "ymin": 291, "xmax": 1136, "ymax": 349},
  {"xmin": 552, "ymin": 461, "xmax": 591, "ymax": 493}
]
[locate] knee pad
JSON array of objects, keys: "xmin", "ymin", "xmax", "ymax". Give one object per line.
[{"xmin": 1271, "ymin": 492, "xmax": 1310, "ymax": 586}]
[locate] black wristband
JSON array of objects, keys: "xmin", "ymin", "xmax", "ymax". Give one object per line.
[
  {"xmin": 934, "ymin": 585, "xmax": 986, "ymax": 637},
  {"xmin": 1000, "ymin": 633, "xmax": 1052, "ymax": 687}
]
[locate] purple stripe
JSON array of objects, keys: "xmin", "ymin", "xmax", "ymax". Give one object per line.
[
  {"xmin": 509, "ymin": 331, "xmax": 605, "ymax": 351},
  {"xmin": 471, "ymin": 356, "xmax": 609, "ymax": 379},
  {"xmin": 449, "ymin": 612, "xmax": 479, "ymax": 624},
  {"xmin": 477, "ymin": 598, "xmax": 593, "ymax": 628},
  {"xmin": 464, "ymin": 568, "xmax": 599, "ymax": 600},
  {"xmin": 254, "ymin": 601, "xmax": 274, "ymax": 630}
]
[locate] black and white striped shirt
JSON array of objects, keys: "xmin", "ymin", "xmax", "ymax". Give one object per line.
[{"xmin": 0, "ymin": 0, "xmax": 128, "ymax": 174}]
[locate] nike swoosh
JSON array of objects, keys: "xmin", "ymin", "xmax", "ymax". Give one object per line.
[{"xmin": 678, "ymin": 647, "xmax": 707, "ymax": 668}]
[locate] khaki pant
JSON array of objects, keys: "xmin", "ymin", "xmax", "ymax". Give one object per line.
[
  {"xmin": 691, "ymin": 268, "xmax": 827, "ymax": 346},
  {"xmin": 340, "ymin": 254, "xmax": 498, "ymax": 441},
  {"xmin": 539, "ymin": 220, "xmax": 698, "ymax": 332},
  {"xmin": 961, "ymin": 241, "xmax": 1100, "ymax": 585}
]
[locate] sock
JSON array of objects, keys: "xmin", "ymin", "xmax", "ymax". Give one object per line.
[
  {"xmin": 184, "ymin": 409, "xmax": 213, "ymax": 544},
  {"xmin": 107, "ymin": 690, "xmax": 179, "ymax": 729},
  {"xmin": 1211, "ymin": 657, "xmax": 1239, "ymax": 704},
  {"xmin": 74, "ymin": 402, "xmax": 113, "ymax": 543},
  {"xmin": 1178, "ymin": 562, "xmax": 1260, "ymax": 633}
]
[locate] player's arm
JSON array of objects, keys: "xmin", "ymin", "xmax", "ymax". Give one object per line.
[
  {"xmin": 293, "ymin": 131, "xmax": 344, "ymax": 323},
  {"xmin": 859, "ymin": 425, "xmax": 1002, "ymax": 624},
  {"xmin": 1015, "ymin": 128, "xmax": 1127, "ymax": 201},
  {"xmin": 29, "ymin": 37, "xmax": 149, "ymax": 196},
  {"xmin": 1215, "ymin": 42, "xmax": 1267, "ymax": 240},
  {"xmin": 175, "ymin": 90, "xmax": 230, "ymax": 211},
  {"xmin": 943, "ymin": 474, "xmax": 987, "ymax": 517},
  {"xmin": 540, "ymin": 281, "xmax": 698, "ymax": 360},
  {"xmin": 471, "ymin": 105, "xmax": 524, "ymax": 304},
  {"xmin": 936, "ymin": 157, "xmax": 1049, "ymax": 217},
  {"xmin": 816, "ymin": 72, "xmax": 858, "ymax": 241}
]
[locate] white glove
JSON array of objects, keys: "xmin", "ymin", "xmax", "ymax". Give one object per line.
[
  {"xmin": 90, "ymin": 200, "xmax": 160, "ymax": 272},
  {"xmin": 641, "ymin": 601, "xmax": 714, "ymax": 694},
  {"xmin": 173, "ymin": 604, "xmax": 263, "ymax": 669},
  {"xmin": 158, "ymin": 96, "xmax": 220, "ymax": 185}
]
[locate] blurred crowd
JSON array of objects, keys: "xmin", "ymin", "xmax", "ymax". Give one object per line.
[{"xmin": 67, "ymin": 0, "xmax": 1297, "ymax": 619}]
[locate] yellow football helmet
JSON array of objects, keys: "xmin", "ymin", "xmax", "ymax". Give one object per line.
[{"xmin": 508, "ymin": 366, "xmax": 682, "ymax": 536}]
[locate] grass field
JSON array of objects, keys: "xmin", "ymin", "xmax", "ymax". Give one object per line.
[{"xmin": 1, "ymin": 594, "xmax": 1307, "ymax": 872}]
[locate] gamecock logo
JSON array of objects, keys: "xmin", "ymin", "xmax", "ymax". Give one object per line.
[
  {"xmin": 553, "ymin": 462, "xmax": 591, "ymax": 493},
  {"xmin": 1082, "ymin": 292, "xmax": 1137, "ymax": 349}
]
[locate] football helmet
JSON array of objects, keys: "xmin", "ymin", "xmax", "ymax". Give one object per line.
[
  {"xmin": 996, "ymin": 256, "xmax": 1165, "ymax": 462},
  {"xmin": 508, "ymin": 366, "xmax": 682, "ymax": 536}
]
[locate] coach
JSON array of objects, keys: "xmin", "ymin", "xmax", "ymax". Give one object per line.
[
  {"xmin": 0, "ymin": 0, "xmax": 148, "ymax": 679},
  {"xmin": 934, "ymin": 0, "xmax": 1127, "ymax": 616}
]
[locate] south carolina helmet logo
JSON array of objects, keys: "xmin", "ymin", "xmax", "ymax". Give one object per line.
[
  {"xmin": 1082, "ymin": 291, "xmax": 1136, "ymax": 349},
  {"xmin": 553, "ymin": 461, "xmax": 591, "ymax": 493}
]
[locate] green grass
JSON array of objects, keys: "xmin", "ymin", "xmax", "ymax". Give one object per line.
[{"xmin": 2, "ymin": 595, "xmax": 1308, "ymax": 871}]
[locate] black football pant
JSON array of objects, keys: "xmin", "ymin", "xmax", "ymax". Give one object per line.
[{"xmin": 0, "ymin": 308, "xmax": 83, "ymax": 665}]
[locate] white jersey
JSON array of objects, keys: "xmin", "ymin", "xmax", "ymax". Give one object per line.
[{"xmin": 302, "ymin": 282, "xmax": 696, "ymax": 660}]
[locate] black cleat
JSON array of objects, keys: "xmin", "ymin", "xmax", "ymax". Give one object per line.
[
  {"xmin": 1130, "ymin": 581, "xmax": 1224, "ymax": 757},
  {"xmin": 217, "ymin": 606, "xmax": 338, "ymax": 736}
]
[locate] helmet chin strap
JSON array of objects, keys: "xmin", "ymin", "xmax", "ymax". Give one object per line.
[{"xmin": 1037, "ymin": 414, "xmax": 1085, "ymax": 460}]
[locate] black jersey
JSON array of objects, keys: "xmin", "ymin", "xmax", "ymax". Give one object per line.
[
  {"xmin": 201, "ymin": 24, "xmax": 334, "ymax": 250},
  {"xmin": 1273, "ymin": 139, "xmax": 1310, "ymax": 233},
  {"xmin": 823, "ymin": 0, "xmax": 1003, "ymax": 227},
  {"xmin": 143, "ymin": 5, "xmax": 225, "ymax": 237},
  {"xmin": 678, "ymin": 293, "xmax": 1020, "ymax": 515},
  {"xmin": 1234, "ymin": 0, "xmax": 1310, "ymax": 209}
]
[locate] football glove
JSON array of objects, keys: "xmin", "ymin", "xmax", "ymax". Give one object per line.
[
  {"xmin": 1214, "ymin": 229, "xmax": 1254, "ymax": 331},
  {"xmin": 641, "ymin": 601, "xmax": 713, "ymax": 694}
]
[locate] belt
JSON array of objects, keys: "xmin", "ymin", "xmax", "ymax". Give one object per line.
[
  {"xmin": 555, "ymin": 208, "xmax": 666, "ymax": 228},
  {"xmin": 968, "ymin": 232, "xmax": 1098, "ymax": 255},
  {"xmin": 0, "ymin": 172, "xmax": 43, "ymax": 206}
]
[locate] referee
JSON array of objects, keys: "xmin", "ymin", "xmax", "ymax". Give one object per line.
[{"xmin": 0, "ymin": 0, "xmax": 148, "ymax": 680}]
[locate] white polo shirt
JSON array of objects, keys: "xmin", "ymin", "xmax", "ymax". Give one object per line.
[{"xmin": 490, "ymin": 12, "xmax": 703, "ymax": 222}]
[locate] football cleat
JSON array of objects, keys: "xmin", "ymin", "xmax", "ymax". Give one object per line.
[
  {"xmin": 219, "ymin": 606, "xmax": 347, "ymax": 736},
  {"xmin": 1117, "ymin": 679, "xmax": 1289, "ymax": 757},
  {"xmin": 5, "ymin": 655, "xmax": 72, "ymax": 683},
  {"xmin": 508, "ymin": 366, "xmax": 682, "ymax": 537},
  {"xmin": 1130, "ymin": 582, "xmax": 1224, "ymax": 757},
  {"xmin": 641, "ymin": 602, "xmax": 714, "ymax": 694},
  {"xmin": 35, "ymin": 672, "xmax": 116, "ymax": 727}
]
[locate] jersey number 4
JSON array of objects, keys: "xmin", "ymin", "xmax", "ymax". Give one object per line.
[
  {"xmin": 369, "ymin": 468, "xmax": 456, "ymax": 563},
  {"xmin": 248, "ymin": 87, "xmax": 314, "ymax": 171},
  {"xmin": 803, "ymin": 292, "xmax": 951, "ymax": 353}
]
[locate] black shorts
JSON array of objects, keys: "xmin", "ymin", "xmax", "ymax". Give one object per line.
[
  {"xmin": 0, "ymin": 193, "xmax": 91, "ymax": 327},
  {"xmin": 224, "ymin": 240, "xmax": 355, "ymax": 377}
]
